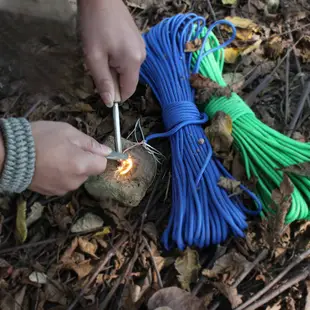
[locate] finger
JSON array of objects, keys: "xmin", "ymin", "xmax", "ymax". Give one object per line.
[
  {"xmin": 119, "ymin": 64, "xmax": 140, "ymax": 102},
  {"xmin": 85, "ymin": 49, "xmax": 114, "ymax": 107},
  {"xmin": 74, "ymin": 151, "xmax": 108, "ymax": 176},
  {"xmin": 78, "ymin": 134, "xmax": 112, "ymax": 157}
]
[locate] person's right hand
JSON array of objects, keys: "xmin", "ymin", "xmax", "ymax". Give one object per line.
[{"xmin": 29, "ymin": 121, "xmax": 112, "ymax": 196}]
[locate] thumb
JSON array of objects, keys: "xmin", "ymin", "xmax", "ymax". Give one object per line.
[{"xmin": 86, "ymin": 51, "xmax": 115, "ymax": 107}]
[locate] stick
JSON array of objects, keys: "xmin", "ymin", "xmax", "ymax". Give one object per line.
[
  {"xmin": 232, "ymin": 249, "xmax": 269, "ymax": 288},
  {"xmin": 67, "ymin": 233, "xmax": 129, "ymax": 310},
  {"xmin": 243, "ymin": 267, "xmax": 310, "ymax": 310},
  {"xmin": 235, "ymin": 248, "xmax": 310, "ymax": 310},
  {"xmin": 142, "ymin": 236, "xmax": 163, "ymax": 288},
  {"xmin": 245, "ymin": 37, "xmax": 303, "ymax": 107},
  {"xmin": 287, "ymin": 80, "xmax": 310, "ymax": 137},
  {"xmin": 284, "ymin": 51, "xmax": 290, "ymax": 124}
]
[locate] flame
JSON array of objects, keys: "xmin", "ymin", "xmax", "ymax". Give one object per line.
[{"xmin": 117, "ymin": 156, "xmax": 133, "ymax": 176}]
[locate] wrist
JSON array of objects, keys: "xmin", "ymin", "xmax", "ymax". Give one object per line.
[
  {"xmin": 0, "ymin": 118, "xmax": 36, "ymax": 193},
  {"xmin": 0, "ymin": 132, "xmax": 4, "ymax": 174}
]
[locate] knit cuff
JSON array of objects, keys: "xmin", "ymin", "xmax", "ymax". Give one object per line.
[{"xmin": 0, "ymin": 118, "xmax": 36, "ymax": 193}]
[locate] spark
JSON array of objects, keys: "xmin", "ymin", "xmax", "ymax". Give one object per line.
[{"xmin": 117, "ymin": 156, "xmax": 133, "ymax": 176}]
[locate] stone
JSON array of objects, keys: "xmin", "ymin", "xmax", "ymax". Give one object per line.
[{"xmin": 84, "ymin": 136, "xmax": 157, "ymax": 207}]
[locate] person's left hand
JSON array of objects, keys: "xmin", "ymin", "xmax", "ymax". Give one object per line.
[{"xmin": 78, "ymin": 0, "xmax": 146, "ymax": 107}]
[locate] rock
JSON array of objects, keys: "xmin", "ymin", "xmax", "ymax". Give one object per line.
[{"xmin": 84, "ymin": 136, "xmax": 157, "ymax": 207}]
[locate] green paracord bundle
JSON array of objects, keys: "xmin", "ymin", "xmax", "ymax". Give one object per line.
[{"xmin": 192, "ymin": 28, "xmax": 310, "ymax": 223}]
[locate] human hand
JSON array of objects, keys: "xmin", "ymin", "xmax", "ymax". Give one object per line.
[
  {"xmin": 78, "ymin": 0, "xmax": 146, "ymax": 107},
  {"xmin": 29, "ymin": 121, "xmax": 111, "ymax": 196}
]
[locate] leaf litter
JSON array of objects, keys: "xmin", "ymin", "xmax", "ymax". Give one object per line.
[{"xmin": 0, "ymin": 1, "xmax": 310, "ymax": 309}]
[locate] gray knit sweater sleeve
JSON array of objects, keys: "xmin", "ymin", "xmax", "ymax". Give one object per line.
[{"xmin": 0, "ymin": 118, "xmax": 36, "ymax": 193}]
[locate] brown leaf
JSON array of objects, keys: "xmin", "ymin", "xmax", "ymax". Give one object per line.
[
  {"xmin": 45, "ymin": 280, "xmax": 67, "ymax": 305},
  {"xmin": 205, "ymin": 111, "xmax": 233, "ymax": 157},
  {"xmin": 218, "ymin": 177, "xmax": 242, "ymax": 195},
  {"xmin": 190, "ymin": 74, "xmax": 232, "ymax": 102},
  {"xmin": 78, "ymin": 237, "xmax": 98, "ymax": 259},
  {"xmin": 143, "ymin": 222, "xmax": 158, "ymax": 243},
  {"xmin": 278, "ymin": 162, "xmax": 310, "ymax": 177},
  {"xmin": 202, "ymin": 251, "xmax": 251, "ymax": 285},
  {"xmin": 60, "ymin": 237, "xmax": 79, "ymax": 263},
  {"xmin": 185, "ymin": 38, "xmax": 202, "ymax": 52},
  {"xmin": 213, "ymin": 282, "xmax": 242, "ymax": 309},
  {"xmin": 147, "ymin": 287, "xmax": 205, "ymax": 310},
  {"xmin": 63, "ymin": 259, "xmax": 93, "ymax": 280},
  {"xmin": 175, "ymin": 247, "xmax": 201, "ymax": 291},
  {"xmin": 262, "ymin": 174, "xmax": 294, "ymax": 249},
  {"xmin": 0, "ymin": 285, "xmax": 26, "ymax": 310}
]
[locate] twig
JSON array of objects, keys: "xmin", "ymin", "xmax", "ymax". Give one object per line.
[
  {"xmin": 142, "ymin": 236, "xmax": 163, "ymax": 288},
  {"xmin": 0, "ymin": 238, "xmax": 59, "ymax": 254},
  {"xmin": 286, "ymin": 23, "xmax": 310, "ymax": 108},
  {"xmin": 243, "ymin": 266, "xmax": 310, "ymax": 310},
  {"xmin": 67, "ymin": 233, "xmax": 130, "ymax": 310},
  {"xmin": 99, "ymin": 241, "xmax": 145, "ymax": 309},
  {"xmin": 235, "ymin": 248, "xmax": 310, "ymax": 310},
  {"xmin": 232, "ymin": 249, "xmax": 269, "ymax": 288},
  {"xmin": 245, "ymin": 37, "xmax": 303, "ymax": 107},
  {"xmin": 287, "ymin": 80, "xmax": 310, "ymax": 137},
  {"xmin": 284, "ymin": 51, "xmax": 290, "ymax": 124}
]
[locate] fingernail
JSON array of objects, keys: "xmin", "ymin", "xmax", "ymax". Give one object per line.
[
  {"xmin": 101, "ymin": 92, "xmax": 113, "ymax": 108},
  {"xmin": 101, "ymin": 144, "xmax": 112, "ymax": 156}
]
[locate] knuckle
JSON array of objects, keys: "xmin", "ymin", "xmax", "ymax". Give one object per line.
[
  {"xmin": 72, "ymin": 160, "xmax": 86, "ymax": 175},
  {"xmin": 87, "ymin": 138, "xmax": 99, "ymax": 152}
]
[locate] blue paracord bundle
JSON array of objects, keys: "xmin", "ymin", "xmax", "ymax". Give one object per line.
[{"xmin": 139, "ymin": 13, "xmax": 262, "ymax": 250}]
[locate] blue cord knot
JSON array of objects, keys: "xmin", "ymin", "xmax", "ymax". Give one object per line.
[{"xmin": 162, "ymin": 101, "xmax": 201, "ymax": 130}]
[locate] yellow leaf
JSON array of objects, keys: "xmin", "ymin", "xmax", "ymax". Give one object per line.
[
  {"xmin": 15, "ymin": 199, "xmax": 27, "ymax": 243},
  {"xmin": 222, "ymin": 0, "xmax": 237, "ymax": 4},
  {"xmin": 78, "ymin": 237, "xmax": 98, "ymax": 259},
  {"xmin": 224, "ymin": 16, "xmax": 259, "ymax": 31},
  {"xmin": 93, "ymin": 226, "xmax": 111, "ymax": 238},
  {"xmin": 224, "ymin": 48, "xmax": 240, "ymax": 64}
]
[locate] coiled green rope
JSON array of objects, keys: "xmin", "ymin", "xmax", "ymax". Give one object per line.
[{"xmin": 192, "ymin": 28, "xmax": 310, "ymax": 223}]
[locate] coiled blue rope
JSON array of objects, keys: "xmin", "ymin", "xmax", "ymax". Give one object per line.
[{"xmin": 139, "ymin": 13, "xmax": 262, "ymax": 250}]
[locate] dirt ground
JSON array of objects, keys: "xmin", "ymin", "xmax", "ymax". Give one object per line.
[{"xmin": 0, "ymin": 0, "xmax": 310, "ymax": 309}]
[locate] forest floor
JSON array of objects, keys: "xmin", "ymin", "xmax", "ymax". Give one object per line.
[{"xmin": 0, "ymin": 0, "xmax": 310, "ymax": 309}]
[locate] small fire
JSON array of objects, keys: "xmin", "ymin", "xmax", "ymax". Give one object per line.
[{"xmin": 117, "ymin": 156, "xmax": 133, "ymax": 176}]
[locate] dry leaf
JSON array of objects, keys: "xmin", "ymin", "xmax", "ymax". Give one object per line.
[
  {"xmin": 60, "ymin": 237, "xmax": 79, "ymax": 262},
  {"xmin": 143, "ymin": 222, "xmax": 158, "ymax": 243},
  {"xmin": 26, "ymin": 202, "xmax": 45, "ymax": 227},
  {"xmin": 213, "ymin": 282, "xmax": 242, "ymax": 309},
  {"xmin": 185, "ymin": 38, "xmax": 202, "ymax": 52},
  {"xmin": 0, "ymin": 285, "xmax": 26, "ymax": 310},
  {"xmin": 224, "ymin": 16, "xmax": 259, "ymax": 31},
  {"xmin": 175, "ymin": 247, "xmax": 200, "ymax": 291},
  {"xmin": 222, "ymin": 73, "xmax": 245, "ymax": 92},
  {"xmin": 224, "ymin": 48, "xmax": 240, "ymax": 64},
  {"xmin": 265, "ymin": 36, "xmax": 284, "ymax": 59},
  {"xmin": 78, "ymin": 237, "xmax": 98, "ymax": 259},
  {"xmin": 305, "ymin": 280, "xmax": 310, "ymax": 310},
  {"xmin": 147, "ymin": 287, "xmax": 205, "ymax": 310},
  {"xmin": 266, "ymin": 300, "xmax": 281, "ymax": 310},
  {"xmin": 63, "ymin": 259, "xmax": 93, "ymax": 279},
  {"xmin": 15, "ymin": 199, "xmax": 27, "ymax": 244},
  {"xmin": 205, "ymin": 111, "xmax": 233, "ymax": 156},
  {"xmin": 202, "ymin": 251, "xmax": 251, "ymax": 285},
  {"xmin": 241, "ymin": 39, "xmax": 262, "ymax": 56},
  {"xmin": 190, "ymin": 74, "xmax": 231, "ymax": 98},
  {"xmin": 71, "ymin": 213, "xmax": 103, "ymax": 233},
  {"xmin": 278, "ymin": 162, "xmax": 310, "ymax": 177},
  {"xmin": 29, "ymin": 271, "xmax": 47, "ymax": 284},
  {"xmin": 222, "ymin": 0, "xmax": 237, "ymax": 4},
  {"xmin": 218, "ymin": 177, "xmax": 242, "ymax": 195},
  {"xmin": 45, "ymin": 281, "xmax": 67, "ymax": 305},
  {"xmin": 262, "ymin": 174, "xmax": 294, "ymax": 249}
]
